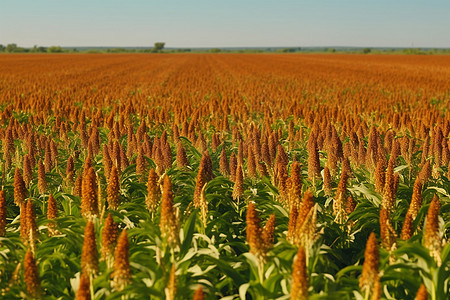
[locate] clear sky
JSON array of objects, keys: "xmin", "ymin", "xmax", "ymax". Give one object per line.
[{"xmin": 1, "ymin": 0, "xmax": 449, "ymax": 48}]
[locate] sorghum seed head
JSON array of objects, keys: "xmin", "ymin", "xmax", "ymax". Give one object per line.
[
  {"xmin": 160, "ymin": 175, "xmax": 179, "ymax": 248},
  {"xmin": 107, "ymin": 165, "xmax": 120, "ymax": 210},
  {"xmin": 246, "ymin": 202, "xmax": 263, "ymax": 256},
  {"xmin": 24, "ymin": 249, "xmax": 41, "ymax": 298},
  {"xmin": 112, "ymin": 229, "xmax": 131, "ymax": 291},
  {"xmin": 176, "ymin": 141, "xmax": 189, "ymax": 168},
  {"xmin": 14, "ymin": 167, "xmax": 27, "ymax": 206},
  {"xmin": 424, "ymin": 195, "xmax": 442, "ymax": 265},
  {"xmin": 146, "ymin": 168, "xmax": 161, "ymax": 213},
  {"xmin": 287, "ymin": 205, "xmax": 298, "ymax": 243},
  {"xmin": 76, "ymin": 273, "xmax": 91, "ymax": 300},
  {"xmin": 232, "ymin": 164, "xmax": 244, "ymax": 201},
  {"xmin": 415, "ymin": 284, "xmax": 427, "ymax": 300},
  {"xmin": 290, "ymin": 247, "xmax": 308, "ymax": 300},
  {"xmin": 47, "ymin": 194, "xmax": 60, "ymax": 236},
  {"xmin": 289, "ymin": 161, "xmax": 303, "ymax": 209},
  {"xmin": 219, "ymin": 146, "xmax": 230, "ymax": 177},
  {"xmin": 81, "ymin": 167, "xmax": 99, "ymax": 220},
  {"xmin": 379, "ymin": 208, "xmax": 397, "ymax": 251},
  {"xmin": 101, "ymin": 213, "xmax": 118, "ymax": 263},
  {"xmin": 166, "ymin": 264, "xmax": 177, "ymax": 300},
  {"xmin": 359, "ymin": 233, "xmax": 379, "ymax": 294},
  {"xmin": 193, "ymin": 285, "xmax": 204, "ymax": 300},
  {"xmin": 81, "ymin": 221, "xmax": 99, "ymax": 276},
  {"xmin": 262, "ymin": 214, "xmax": 276, "ymax": 251}
]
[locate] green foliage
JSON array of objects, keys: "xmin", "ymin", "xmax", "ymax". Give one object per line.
[
  {"xmin": 48, "ymin": 46, "xmax": 64, "ymax": 53},
  {"xmin": 152, "ymin": 42, "xmax": 165, "ymax": 53}
]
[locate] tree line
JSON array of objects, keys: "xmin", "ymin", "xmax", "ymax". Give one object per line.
[{"xmin": 0, "ymin": 43, "xmax": 166, "ymax": 53}]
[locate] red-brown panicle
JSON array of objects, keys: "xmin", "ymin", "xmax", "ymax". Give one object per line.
[
  {"xmin": 199, "ymin": 151, "xmax": 214, "ymax": 181},
  {"xmin": 24, "ymin": 249, "xmax": 41, "ymax": 298},
  {"xmin": 333, "ymin": 166, "xmax": 349, "ymax": 223},
  {"xmin": 290, "ymin": 247, "xmax": 309, "ymax": 300},
  {"xmin": 14, "ymin": 167, "xmax": 27, "ymax": 206},
  {"xmin": 381, "ymin": 159, "xmax": 397, "ymax": 213},
  {"xmin": 101, "ymin": 213, "xmax": 118, "ymax": 266},
  {"xmin": 160, "ymin": 175, "xmax": 179, "ymax": 248},
  {"xmin": 374, "ymin": 160, "xmax": 385, "ymax": 194},
  {"xmin": 401, "ymin": 212, "xmax": 414, "ymax": 240},
  {"xmin": 293, "ymin": 189, "xmax": 317, "ymax": 248},
  {"xmin": 288, "ymin": 161, "xmax": 303, "ymax": 209},
  {"xmin": 112, "ymin": 229, "xmax": 131, "ymax": 291},
  {"xmin": 262, "ymin": 214, "xmax": 276, "ymax": 251},
  {"xmin": 415, "ymin": 284, "xmax": 427, "ymax": 300},
  {"xmin": 359, "ymin": 233, "xmax": 380, "ymax": 297},
  {"xmin": 176, "ymin": 141, "xmax": 189, "ymax": 168},
  {"xmin": 66, "ymin": 155, "xmax": 75, "ymax": 184},
  {"xmin": 136, "ymin": 146, "xmax": 147, "ymax": 177},
  {"xmin": 424, "ymin": 195, "xmax": 442, "ymax": 265},
  {"xmin": 81, "ymin": 221, "xmax": 99, "ymax": 276},
  {"xmin": 229, "ymin": 152, "xmax": 238, "ymax": 181},
  {"xmin": 76, "ymin": 273, "xmax": 91, "ymax": 300},
  {"xmin": 47, "ymin": 194, "xmax": 60, "ymax": 236},
  {"xmin": 193, "ymin": 285, "xmax": 204, "ymax": 300},
  {"xmin": 194, "ymin": 165, "xmax": 208, "ymax": 209},
  {"xmin": 408, "ymin": 178, "xmax": 423, "ymax": 220},
  {"xmin": 107, "ymin": 165, "xmax": 121, "ymax": 210},
  {"xmin": 379, "ymin": 208, "xmax": 397, "ymax": 251},
  {"xmin": 219, "ymin": 146, "xmax": 230, "ymax": 177},
  {"xmin": 146, "ymin": 168, "xmax": 161, "ymax": 213},
  {"xmin": 323, "ymin": 166, "xmax": 332, "ymax": 196},
  {"xmin": 37, "ymin": 159, "xmax": 47, "ymax": 194},
  {"xmin": 246, "ymin": 202, "xmax": 263, "ymax": 257},
  {"xmin": 307, "ymin": 137, "xmax": 321, "ymax": 182},
  {"xmin": 232, "ymin": 164, "xmax": 244, "ymax": 201},
  {"xmin": 247, "ymin": 146, "xmax": 257, "ymax": 178},
  {"xmin": 26, "ymin": 199, "xmax": 37, "ymax": 252},
  {"xmin": 166, "ymin": 264, "xmax": 177, "ymax": 300},
  {"xmin": 23, "ymin": 154, "xmax": 33, "ymax": 187},
  {"xmin": 81, "ymin": 167, "xmax": 99, "ymax": 220},
  {"xmin": 287, "ymin": 205, "xmax": 298, "ymax": 243}
]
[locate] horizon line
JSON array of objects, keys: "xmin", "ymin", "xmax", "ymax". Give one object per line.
[{"xmin": 4, "ymin": 44, "xmax": 450, "ymax": 49}]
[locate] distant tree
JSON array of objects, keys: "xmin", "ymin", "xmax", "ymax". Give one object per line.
[
  {"xmin": 5, "ymin": 43, "xmax": 27, "ymax": 53},
  {"xmin": 362, "ymin": 48, "xmax": 371, "ymax": 54},
  {"xmin": 403, "ymin": 48, "xmax": 426, "ymax": 55},
  {"xmin": 6, "ymin": 43, "xmax": 18, "ymax": 53},
  {"xmin": 31, "ymin": 45, "xmax": 47, "ymax": 53},
  {"xmin": 0, "ymin": 44, "xmax": 5, "ymax": 52},
  {"xmin": 48, "ymin": 46, "xmax": 64, "ymax": 53},
  {"xmin": 328, "ymin": 48, "xmax": 336, "ymax": 53},
  {"xmin": 279, "ymin": 48, "xmax": 298, "ymax": 53},
  {"xmin": 210, "ymin": 48, "xmax": 221, "ymax": 53},
  {"xmin": 152, "ymin": 42, "xmax": 165, "ymax": 53}
]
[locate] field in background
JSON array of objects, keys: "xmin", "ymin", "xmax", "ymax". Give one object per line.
[{"xmin": 0, "ymin": 54, "xmax": 449, "ymax": 299}]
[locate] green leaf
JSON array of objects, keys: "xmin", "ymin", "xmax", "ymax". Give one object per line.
[
  {"xmin": 239, "ymin": 283, "xmax": 250, "ymax": 300},
  {"xmin": 180, "ymin": 210, "xmax": 197, "ymax": 257}
]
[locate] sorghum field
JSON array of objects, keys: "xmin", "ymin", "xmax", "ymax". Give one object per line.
[{"xmin": 0, "ymin": 53, "xmax": 449, "ymax": 300}]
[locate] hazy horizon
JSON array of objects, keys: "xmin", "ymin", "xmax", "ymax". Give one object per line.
[{"xmin": 1, "ymin": 0, "xmax": 450, "ymax": 48}]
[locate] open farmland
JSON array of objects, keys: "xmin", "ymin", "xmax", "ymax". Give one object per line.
[{"xmin": 0, "ymin": 53, "xmax": 449, "ymax": 299}]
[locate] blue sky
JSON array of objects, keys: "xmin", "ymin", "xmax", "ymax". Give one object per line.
[{"xmin": 1, "ymin": 0, "xmax": 449, "ymax": 48}]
